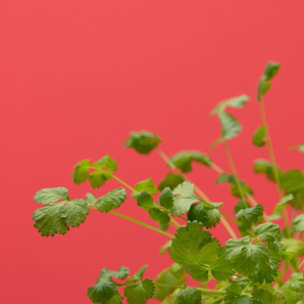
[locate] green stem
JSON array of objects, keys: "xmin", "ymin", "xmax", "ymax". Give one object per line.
[
  {"xmin": 89, "ymin": 205, "xmax": 174, "ymax": 238},
  {"xmin": 112, "ymin": 175, "xmax": 135, "ymax": 192},
  {"xmin": 198, "ymin": 287, "xmax": 225, "ymax": 296},
  {"xmin": 223, "ymin": 140, "xmax": 247, "ymax": 202}
]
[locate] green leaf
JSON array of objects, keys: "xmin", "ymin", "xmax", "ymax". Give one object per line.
[
  {"xmin": 211, "ymin": 95, "xmax": 250, "ymax": 115},
  {"xmin": 281, "ymin": 238, "xmax": 304, "ymax": 261},
  {"xmin": 236, "ymin": 204, "xmax": 263, "ymax": 233},
  {"xmin": 172, "ymin": 182, "xmax": 200, "ymax": 216},
  {"xmin": 96, "ymin": 188, "xmax": 127, "ymax": 213},
  {"xmin": 127, "ymin": 265, "xmax": 148, "ymax": 283},
  {"xmin": 176, "ymin": 287, "xmax": 202, "ymax": 304},
  {"xmin": 254, "ymin": 223, "xmax": 281, "ymax": 242},
  {"xmin": 132, "ymin": 178, "xmax": 158, "ymax": 198},
  {"xmin": 94, "ymin": 155, "xmax": 118, "ymax": 171},
  {"xmin": 292, "ymin": 214, "xmax": 304, "ymax": 232},
  {"xmin": 267, "ymin": 194, "xmax": 294, "ymax": 220},
  {"xmin": 170, "ymin": 151, "xmax": 212, "ymax": 173},
  {"xmin": 158, "ymin": 173, "xmax": 185, "ymax": 191},
  {"xmin": 87, "ymin": 267, "xmax": 129, "ymax": 304},
  {"xmin": 124, "ymin": 131, "xmax": 161, "ymax": 154},
  {"xmin": 32, "ymin": 198, "xmax": 89, "ymax": 237},
  {"xmin": 136, "ymin": 191, "xmax": 155, "ymax": 211},
  {"xmin": 205, "ymin": 208, "xmax": 221, "ymax": 228},
  {"xmin": 257, "ymin": 77, "xmax": 272, "ymax": 101},
  {"xmin": 88, "ymin": 171, "xmax": 113, "ymax": 189},
  {"xmin": 33, "ymin": 187, "xmax": 69, "ymax": 204},
  {"xmin": 154, "ymin": 264, "xmax": 186, "ymax": 301},
  {"xmin": 280, "ymin": 169, "xmax": 304, "ymax": 194},
  {"xmin": 159, "ymin": 187, "xmax": 174, "ymax": 209},
  {"xmin": 264, "ymin": 62, "xmax": 281, "ymax": 80},
  {"xmin": 148, "ymin": 208, "xmax": 170, "ymax": 231},
  {"xmin": 252, "ymin": 126, "xmax": 267, "ymax": 147},
  {"xmin": 218, "ymin": 112, "xmax": 242, "ymax": 141},
  {"xmin": 124, "ymin": 279, "xmax": 155, "ymax": 304},
  {"xmin": 187, "ymin": 204, "xmax": 208, "ymax": 224},
  {"xmin": 225, "ymin": 237, "xmax": 279, "ymax": 283},
  {"xmin": 72, "ymin": 163, "xmax": 90, "ymax": 184},
  {"xmin": 253, "ymin": 159, "xmax": 282, "ymax": 182}
]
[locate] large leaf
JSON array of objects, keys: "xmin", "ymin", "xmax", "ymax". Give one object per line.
[
  {"xmin": 211, "ymin": 95, "xmax": 249, "ymax": 115},
  {"xmin": 170, "ymin": 151, "xmax": 212, "ymax": 173},
  {"xmin": 33, "ymin": 187, "xmax": 69, "ymax": 204},
  {"xmin": 95, "ymin": 188, "xmax": 127, "ymax": 212},
  {"xmin": 254, "ymin": 223, "xmax": 282, "ymax": 242},
  {"xmin": 171, "ymin": 182, "xmax": 200, "ymax": 216},
  {"xmin": 124, "ymin": 131, "xmax": 161, "ymax": 154}
]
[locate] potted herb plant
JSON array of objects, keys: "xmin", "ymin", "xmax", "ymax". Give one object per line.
[{"xmin": 32, "ymin": 62, "xmax": 304, "ymax": 304}]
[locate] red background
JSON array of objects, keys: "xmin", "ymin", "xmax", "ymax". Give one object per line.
[{"xmin": 1, "ymin": 1, "xmax": 304, "ymax": 303}]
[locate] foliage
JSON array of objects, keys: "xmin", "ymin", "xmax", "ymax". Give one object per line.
[{"xmin": 32, "ymin": 62, "xmax": 304, "ymax": 303}]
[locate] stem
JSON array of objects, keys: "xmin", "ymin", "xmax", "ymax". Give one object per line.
[
  {"xmin": 156, "ymin": 147, "xmax": 238, "ymax": 239},
  {"xmin": 89, "ymin": 205, "xmax": 174, "ymax": 238},
  {"xmin": 198, "ymin": 287, "xmax": 225, "ymax": 296},
  {"xmin": 223, "ymin": 140, "xmax": 246, "ymax": 202},
  {"xmin": 112, "ymin": 175, "xmax": 135, "ymax": 192}
]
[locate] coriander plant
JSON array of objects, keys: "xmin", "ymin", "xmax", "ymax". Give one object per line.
[{"xmin": 32, "ymin": 62, "xmax": 304, "ymax": 304}]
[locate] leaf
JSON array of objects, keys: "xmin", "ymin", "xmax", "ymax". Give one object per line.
[
  {"xmin": 170, "ymin": 151, "xmax": 212, "ymax": 173},
  {"xmin": 267, "ymin": 194, "xmax": 294, "ymax": 220},
  {"xmin": 148, "ymin": 208, "xmax": 170, "ymax": 231},
  {"xmin": 33, "ymin": 187, "xmax": 69, "ymax": 204},
  {"xmin": 292, "ymin": 214, "xmax": 304, "ymax": 232},
  {"xmin": 127, "ymin": 265, "xmax": 148, "ymax": 283},
  {"xmin": 73, "ymin": 163, "xmax": 90, "ymax": 184},
  {"xmin": 154, "ymin": 264, "xmax": 186, "ymax": 301},
  {"xmin": 158, "ymin": 173, "xmax": 185, "ymax": 191},
  {"xmin": 159, "ymin": 187, "xmax": 174, "ymax": 209},
  {"xmin": 172, "ymin": 182, "xmax": 200, "ymax": 216},
  {"xmin": 280, "ymin": 169, "xmax": 304, "ymax": 194},
  {"xmin": 124, "ymin": 279, "xmax": 155, "ymax": 304},
  {"xmin": 88, "ymin": 171, "xmax": 113, "ymax": 189},
  {"xmin": 254, "ymin": 223, "xmax": 281, "ymax": 242},
  {"xmin": 136, "ymin": 191, "xmax": 155, "ymax": 211},
  {"xmin": 281, "ymin": 238, "xmax": 304, "ymax": 261},
  {"xmin": 124, "ymin": 131, "xmax": 161, "ymax": 154},
  {"xmin": 94, "ymin": 155, "xmax": 118, "ymax": 171},
  {"xmin": 253, "ymin": 159, "xmax": 282, "ymax": 182},
  {"xmin": 218, "ymin": 112, "xmax": 242, "ymax": 141},
  {"xmin": 96, "ymin": 188, "xmax": 127, "ymax": 213},
  {"xmin": 211, "ymin": 95, "xmax": 250, "ymax": 115},
  {"xmin": 264, "ymin": 62, "xmax": 281, "ymax": 80},
  {"xmin": 252, "ymin": 126, "xmax": 267, "ymax": 147},
  {"xmin": 187, "ymin": 204, "xmax": 208, "ymax": 224},
  {"xmin": 176, "ymin": 287, "xmax": 202, "ymax": 304},
  {"xmin": 205, "ymin": 209, "xmax": 221, "ymax": 228},
  {"xmin": 224, "ymin": 237, "xmax": 279, "ymax": 283},
  {"xmin": 87, "ymin": 267, "xmax": 129, "ymax": 304},
  {"xmin": 236, "ymin": 204, "xmax": 263, "ymax": 233},
  {"xmin": 32, "ymin": 198, "xmax": 89, "ymax": 237},
  {"xmin": 132, "ymin": 178, "xmax": 158, "ymax": 198},
  {"xmin": 257, "ymin": 77, "xmax": 272, "ymax": 101}
]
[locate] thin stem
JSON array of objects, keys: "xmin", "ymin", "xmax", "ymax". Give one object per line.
[
  {"xmin": 223, "ymin": 140, "xmax": 246, "ymax": 202},
  {"xmin": 112, "ymin": 175, "xmax": 135, "ymax": 192},
  {"xmin": 197, "ymin": 287, "xmax": 225, "ymax": 296},
  {"xmin": 156, "ymin": 147, "xmax": 238, "ymax": 239},
  {"xmin": 89, "ymin": 205, "xmax": 174, "ymax": 238}
]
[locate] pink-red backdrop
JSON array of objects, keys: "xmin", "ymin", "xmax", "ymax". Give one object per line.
[{"xmin": 1, "ymin": 1, "xmax": 304, "ymax": 303}]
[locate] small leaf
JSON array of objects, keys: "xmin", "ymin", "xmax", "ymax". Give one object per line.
[
  {"xmin": 267, "ymin": 194, "xmax": 294, "ymax": 220},
  {"xmin": 236, "ymin": 204, "xmax": 264, "ymax": 233},
  {"xmin": 211, "ymin": 95, "xmax": 250, "ymax": 115},
  {"xmin": 127, "ymin": 265, "xmax": 148, "ymax": 283},
  {"xmin": 159, "ymin": 187, "xmax": 174, "ymax": 209},
  {"xmin": 94, "ymin": 155, "xmax": 118, "ymax": 171},
  {"xmin": 96, "ymin": 188, "xmax": 127, "ymax": 213},
  {"xmin": 124, "ymin": 279, "xmax": 155, "ymax": 304},
  {"xmin": 264, "ymin": 62, "xmax": 281, "ymax": 80},
  {"xmin": 172, "ymin": 182, "xmax": 200, "ymax": 216},
  {"xmin": 88, "ymin": 171, "xmax": 113, "ymax": 189},
  {"xmin": 252, "ymin": 125, "xmax": 267, "ymax": 147},
  {"xmin": 149, "ymin": 208, "xmax": 170, "ymax": 231},
  {"xmin": 33, "ymin": 187, "xmax": 69, "ymax": 204},
  {"xmin": 158, "ymin": 173, "xmax": 185, "ymax": 191},
  {"xmin": 292, "ymin": 214, "xmax": 304, "ymax": 232},
  {"xmin": 176, "ymin": 287, "xmax": 202, "ymax": 304},
  {"xmin": 124, "ymin": 131, "xmax": 161, "ymax": 154},
  {"xmin": 136, "ymin": 191, "xmax": 155, "ymax": 211},
  {"xmin": 253, "ymin": 159, "xmax": 282, "ymax": 182},
  {"xmin": 60, "ymin": 199, "xmax": 89, "ymax": 227},
  {"xmin": 218, "ymin": 112, "xmax": 242, "ymax": 140},
  {"xmin": 132, "ymin": 178, "xmax": 158, "ymax": 198},
  {"xmin": 170, "ymin": 151, "xmax": 212, "ymax": 173},
  {"xmin": 187, "ymin": 204, "xmax": 208, "ymax": 224}
]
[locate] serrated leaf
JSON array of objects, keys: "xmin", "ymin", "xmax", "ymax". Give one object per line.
[
  {"xmin": 89, "ymin": 171, "xmax": 113, "ymax": 189},
  {"xmin": 292, "ymin": 214, "xmax": 304, "ymax": 232},
  {"xmin": 33, "ymin": 187, "xmax": 69, "ymax": 204},
  {"xmin": 218, "ymin": 112, "xmax": 242, "ymax": 140},
  {"xmin": 211, "ymin": 95, "xmax": 250, "ymax": 115},
  {"xmin": 280, "ymin": 169, "xmax": 304, "ymax": 194},
  {"xmin": 172, "ymin": 182, "xmax": 200, "ymax": 216},
  {"xmin": 124, "ymin": 279, "xmax": 155, "ymax": 304},
  {"xmin": 159, "ymin": 187, "xmax": 174, "ymax": 209},
  {"xmin": 205, "ymin": 208, "xmax": 221, "ymax": 228},
  {"xmin": 136, "ymin": 191, "xmax": 155, "ymax": 211},
  {"xmin": 158, "ymin": 173, "xmax": 185, "ymax": 191},
  {"xmin": 124, "ymin": 131, "xmax": 161, "ymax": 154},
  {"xmin": 176, "ymin": 287, "xmax": 202, "ymax": 304},
  {"xmin": 32, "ymin": 197, "xmax": 89, "ymax": 237},
  {"xmin": 72, "ymin": 166, "xmax": 90, "ymax": 184},
  {"xmin": 170, "ymin": 151, "xmax": 212, "ymax": 173},
  {"xmin": 96, "ymin": 188, "xmax": 127, "ymax": 213},
  {"xmin": 127, "ymin": 265, "xmax": 148, "ymax": 283},
  {"xmin": 252, "ymin": 126, "xmax": 267, "ymax": 147},
  {"xmin": 94, "ymin": 155, "xmax": 118, "ymax": 171},
  {"xmin": 254, "ymin": 223, "xmax": 281, "ymax": 242},
  {"xmin": 149, "ymin": 208, "xmax": 170, "ymax": 231},
  {"xmin": 154, "ymin": 264, "xmax": 186, "ymax": 301},
  {"xmin": 236, "ymin": 204, "xmax": 263, "ymax": 233},
  {"xmin": 132, "ymin": 178, "xmax": 158, "ymax": 198}
]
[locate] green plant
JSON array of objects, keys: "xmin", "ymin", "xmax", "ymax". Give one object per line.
[{"xmin": 32, "ymin": 62, "xmax": 304, "ymax": 304}]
